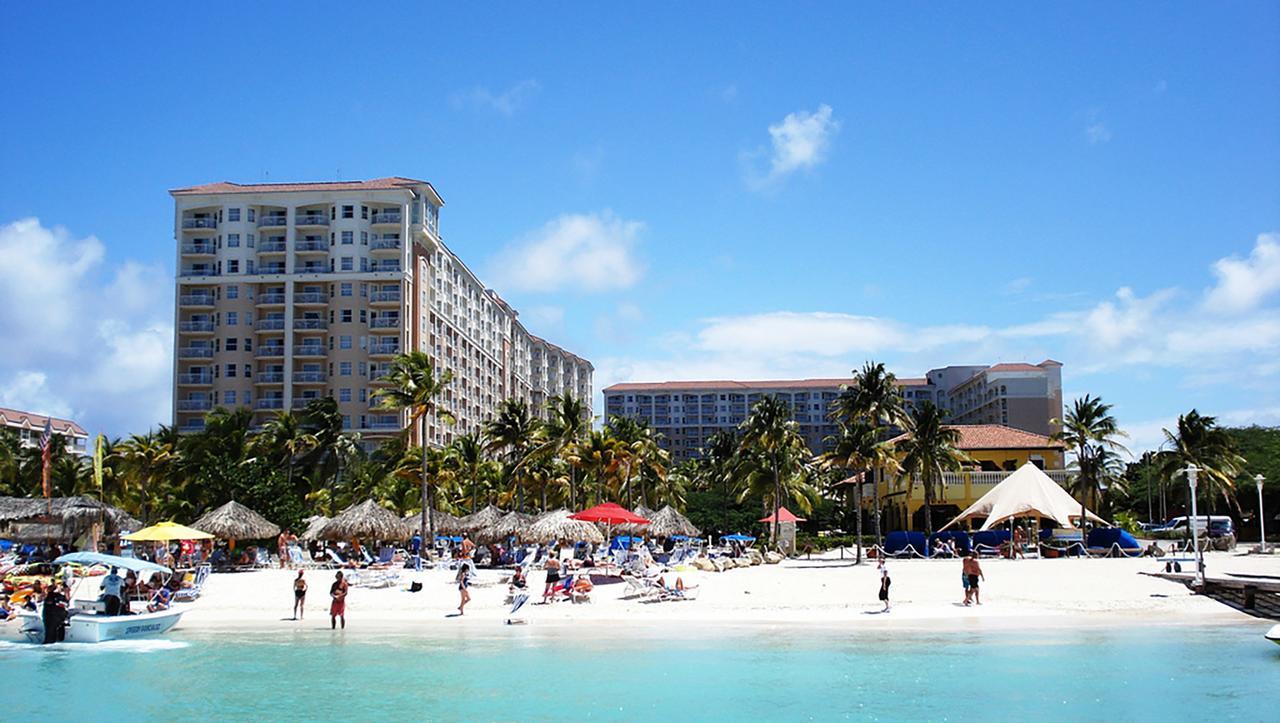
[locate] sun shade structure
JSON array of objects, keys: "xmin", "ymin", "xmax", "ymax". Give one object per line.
[
  {"xmin": 299, "ymin": 515, "xmax": 331, "ymax": 542},
  {"xmin": 457, "ymin": 504, "xmax": 506, "ymax": 534},
  {"xmin": 647, "ymin": 506, "xmax": 700, "ymax": 538},
  {"xmin": 571, "ymin": 502, "xmax": 650, "ymax": 526},
  {"xmin": 124, "ymin": 521, "xmax": 214, "ymax": 541},
  {"xmin": 191, "ymin": 500, "xmax": 280, "ymax": 540},
  {"xmin": 527, "ymin": 508, "xmax": 605, "ymax": 544},
  {"xmin": 0, "ymin": 496, "xmax": 139, "ymax": 537},
  {"xmin": 479, "ymin": 511, "xmax": 535, "ymax": 543},
  {"xmin": 318, "ymin": 499, "xmax": 410, "ymax": 541},
  {"xmin": 758, "ymin": 507, "xmax": 806, "ymax": 524},
  {"xmin": 941, "ymin": 462, "xmax": 1109, "ymax": 531},
  {"xmin": 403, "ymin": 510, "xmax": 464, "ymax": 536}
]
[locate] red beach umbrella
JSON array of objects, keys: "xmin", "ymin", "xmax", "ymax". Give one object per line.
[
  {"xmin": 758, "ymin": 506, "xmax": 807, "ymax": 524},
  {"xmin": 570, "ymin": 502, "xmax": 651, "ymax": 526}
]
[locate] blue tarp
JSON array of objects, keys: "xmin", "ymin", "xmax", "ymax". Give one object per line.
[
  {"xmin": 1087, "ymin": 528, "xmax": 1140, "ymax": 550},
  {"xmin": 670, "ymin": 535, "xmax": 693, "ymax": 541},
  {"xmin": 435, "ymin": 535, "xmax": 463, "ymax": 542},
  {"xmin": 971, "ymin": 529, "xmax": 1011, "ymax": 550},
  {"xmin": 884, "ymin": 531, "xmax": 927, "ymax": 555},
  {"xmin": 722, "ymin": 534, "xmax": 756, "ymax": 542}
]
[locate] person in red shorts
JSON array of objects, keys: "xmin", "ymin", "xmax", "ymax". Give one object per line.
[{"xmin": 329, "ymin": 571, "xmax": 348, "ymax": 629}]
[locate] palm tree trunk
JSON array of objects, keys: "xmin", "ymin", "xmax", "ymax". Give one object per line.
[
  {"xmin": 421, "ymin": 417, "xmax": 432, "ymax": 547},
  {"xmin": 570, "ymin": 466, "xmax": 577, "ymax": 510},
  {"xmin": 772, "ymin": 451, "xmax": 781, "ymax": 548},
  {"xmin": 872, "ymin": 466, "xmax": 883, "ymax": 552},
  {"xmin": 854, "ymin": 474, "xmax": 864, "ymax": 565}
]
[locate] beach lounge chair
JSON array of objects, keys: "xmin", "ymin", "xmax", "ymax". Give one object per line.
[
  {"xmin": 655, "ymin": 580, "xmax": 699, "ymax": 602},
  {"xmin": 172, "ymin": 563, "xmax": 211, "ymax": 602},
  {"xmin": 254, "ymin": 547, "xmax": 272, "ymax": 568},
  {"xmin": 621, "ymin": 574, "xmax": 648, "ymax": 598}
]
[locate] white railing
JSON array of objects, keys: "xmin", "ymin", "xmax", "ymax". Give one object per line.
[
  {"xmin": 257, "ymin": 216, "xmax": 287, "ymax": 227},
  {"xmin": 178, "ymin": 347, "xmax": 213, "ymax": 358},
  {"xmin": 293, "ymin": 346, "xmax": 325, "ymax": 356},
  {"xmin": 293, "ymin": 372, "xmax": 325, "ymax": 383},
  {"xmin": 295, "ymin": 215, "xmax": 329, "ymax": 226},
  {"xmin": 182, "ymin": 218, "xmax": 217, "ymax": 229},
  {"xmin": 369, "ymin": 290, "xmax": 400, "ymax": 303},
  {"xmin": 294, "ymin": 292, "xmax": 327, "ymax": 304},
  {"xmin": 179, "ymin": 320, "xmax": 215, "ymax": 332},
  {"xmin": 371, "ymin": 213, "xmax": 401, "ymax": 224},
  {"xmin": 293, "ymin": 319, "xmax": 327, "ymax": 330}
]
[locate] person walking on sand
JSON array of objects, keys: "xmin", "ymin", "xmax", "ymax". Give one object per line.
[
  {"xmin": 329, "ymin": 571, "xmax": 348, "ymax": 629},
  {"xmin": 292, "ymin": 570, "xmax": 307, "ymax": 620},
  {"xmin": 877, "ymin": 558, "xmax": 891, "ymax": 611},
  {"xmin": 962, "ymin": 551, "xmax": 985, "ymax": 606},
  {"xmin": 278, "ymin": 529, "xmax": 291, "ymax": 569},
  {"xmin": 456, "ymin": 560, "xmax": 473, "ymax": 615}
]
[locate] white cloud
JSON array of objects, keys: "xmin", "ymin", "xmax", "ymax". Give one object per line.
[
  {"xmin": 452, "ymin": 79, "xmax": 541, "ymax": 115},
  {"xmin": 1204, "ymin": 232, "xmax": 1280, "ymax": 313},
  {"xmin": 488, "ymin": 211, "xmax": 645, "ymax": 293},
  {"xmin": 1086, "ymin": 122, "xmax": 1112, "ymax": 144},
  {"xmin": 0, "ymin": 218, "xmax": 172, "ymax": 437},
  {"xmin": 1003, "ymin": 276, "xmax": 1032, "ymax": 294},
  {"xmin": 744, "ymin": 104, "xmax": 839, "ymax": 189}
]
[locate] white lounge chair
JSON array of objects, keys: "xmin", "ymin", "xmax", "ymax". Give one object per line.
[{"xmin": 172, "ymin": 563, "xmax": 211, "ymax": 602}]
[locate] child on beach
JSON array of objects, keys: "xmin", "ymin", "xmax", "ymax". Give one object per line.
[
  {"xmin": 877, "ymin": 558, "xmax": 890, "ymax": 611},
  {"xmin": 456, "ymin": 561, "xmax": 473, "ymax": 615}
]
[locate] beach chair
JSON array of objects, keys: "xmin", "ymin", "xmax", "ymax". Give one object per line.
[
  {"xmin": 621, "ymin": 574, "xmax": 647, "ymax": 598},
  {"xmin": 254, "ymin": 547, "xmax": 272, "ymax": 568},
  {"xmin": 172, "ymin": 563, "xmax": 211, "ymax": 603}
]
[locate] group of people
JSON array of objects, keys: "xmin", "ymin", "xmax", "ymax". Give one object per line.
[
  {"xmin": 875, "ymin": 551, "xmax": 987, "ymax": 611},
  {"xmin": 286, "ymin": 569, "xmax": 348, "ymax": 629}
]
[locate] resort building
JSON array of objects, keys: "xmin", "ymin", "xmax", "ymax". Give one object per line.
[
  {"xmin": 170, "ymin": 177, "xmax": 592, "ymax": 449},
  {"xmin": 602, "ymin": 360, "xmax": 1062, "ymax": 461},
  {"xmin": 0, "ymin": 407, "xmax": 88, "ymax": 455}
]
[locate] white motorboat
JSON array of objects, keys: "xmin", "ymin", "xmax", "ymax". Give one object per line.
[
  {"xmin": 16, "ymin": 551, "xmax": 188, "ymax": 645},
  {"xmin": 1267, "ymin": 624, "xmax": 1280, "ymax": 646}
]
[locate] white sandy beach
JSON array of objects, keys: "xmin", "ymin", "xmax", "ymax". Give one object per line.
[{"xmin": 180, "ymin": 551, "xmax": 1280, "ymax": 632}]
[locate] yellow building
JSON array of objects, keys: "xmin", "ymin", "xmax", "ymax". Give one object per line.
[{"xmin": 875, "ymin": 424, "xmax": 1068, "ymax": 532}]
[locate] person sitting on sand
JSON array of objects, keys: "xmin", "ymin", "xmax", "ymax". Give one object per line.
[
  {"xmin": 962, "ymin": 551, "xmax": 984, "ymax": 606},
  {"xmin": 509, "ymin": 567, "xmax": 527, "ymax": 590}
]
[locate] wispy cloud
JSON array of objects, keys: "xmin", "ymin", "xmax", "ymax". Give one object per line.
[
  {"xmin": 487, "ymin": 211, "xmax": 646, "ymax": 293},
  {"xmin": 1203, "ymin": 232, "xmax": 1280, "ymax": 313},
  {"xmin": 743, "ymin": 104, "xmax": 839, "ymax": 190},
  {"xmin": 1085, "ymin": 122, "xmax": 1112, "ymax": 144},
  {"xmin": 452, "ymin": 79, "xmax": 541, "ymax": 115}
]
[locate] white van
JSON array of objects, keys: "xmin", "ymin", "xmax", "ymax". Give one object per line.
[{"xmin": 1154, "ymin": 516, "xmax": 1235, "ymax": 538}]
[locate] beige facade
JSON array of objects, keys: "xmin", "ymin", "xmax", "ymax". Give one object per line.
[
  {"xmin": 0, "ymin": 407, "xmax": 88, "ymax": 456},
  {"xmin": 171, "ymin": 177, "xmax": 592, "ymax": 449}
]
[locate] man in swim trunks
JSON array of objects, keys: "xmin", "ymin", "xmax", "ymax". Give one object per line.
[
  {"xmin": 330, "ymin": 571, "xmax": 348, "ymax": 629},
  {"xmin": 962, "ymin": 551, "xmax": 984, "ymax": 605},
  {"xmin": 541, "ymin": 557, "xmax": 562, "ymax": 603}
]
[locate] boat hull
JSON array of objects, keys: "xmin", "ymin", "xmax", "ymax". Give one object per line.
[
  {"xmin": 18, "ymin": 606, "xmax": 185, "ymax": 644},
  {"xmin": 1267, "ymin": 624, "xmax": 1280, "ymax": 646}
]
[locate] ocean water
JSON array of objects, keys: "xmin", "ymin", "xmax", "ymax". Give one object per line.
[{"xmin": 1, "ymin": 623, "xmax": 1277, "ymax": 721}]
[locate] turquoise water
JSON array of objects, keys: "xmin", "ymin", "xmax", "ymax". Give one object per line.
[{"xmin": 2, "ymin": 623, "xmax": 1277, "ymax": 720}]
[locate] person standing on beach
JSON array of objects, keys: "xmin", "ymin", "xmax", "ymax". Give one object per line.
[
  {"xmin": 292, "ymin": 571, "xmax": 307, "ymax": 620},
  {"xmin": 962, "ymin": 551, "xmax": 984, "ymax": 605},
  {"xmin": 455, "ymin": 560, "xmax": 473, "ymax": 615},
  {"xmin": 877, "ymin": 558, "xmax": 891, "ymax": 611},
  {"xmin": 460, "ymin": 533, "xmax": 476, "ymax": 560},
  {"xmin": 329, "ymin": 571, "xmax": 348, "ymax": 629}
]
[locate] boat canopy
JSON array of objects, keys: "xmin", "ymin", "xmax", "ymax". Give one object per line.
[{"xmin": 54, "ymin": 551, "xmax": 172, "ymax": 576}]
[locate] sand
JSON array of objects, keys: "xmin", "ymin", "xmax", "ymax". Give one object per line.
[{"xmin": 178, "ymin": 549, "xmax": 1280, "ymax": 633}]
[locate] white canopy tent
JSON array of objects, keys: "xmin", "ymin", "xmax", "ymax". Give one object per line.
[{"xmin": 941, "ymin": 462, "xmax": 1109, "ymax": 531}]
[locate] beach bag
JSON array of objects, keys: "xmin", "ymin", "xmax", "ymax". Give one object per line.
[{"xmin": 408, "ymin": 581, "xmax": 423, "ymax": 593}]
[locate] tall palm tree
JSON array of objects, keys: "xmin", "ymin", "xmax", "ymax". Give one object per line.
[
  {"xmin": 118, "ymin": 432, "xmax": 179, "ymax": 523},
  {"xmin": 252, "ymin": 410, "xmax": 318, "ymax": 501},
  {"xmin": 897, "ymin": 402, "xmax": 970, "ymax": 537},
  {"xmin": 817, "ymin": 419, "xmax": 894, "ymax": 563},
  {"xmin": 1052, "ymin": 395, "xmax": 1128, "ymax": 540},
  {"xmin": 0, "ymin": 428, "xmax": 23, "ymax": 495},
  {"xmin": 539, "ymin": 393, "xmax": 588, "ymax": 508},
  {"xmin": 699, "ymin": 430, "xmax": 740, "ymax": 535},
  {"xmin": 575, "ymin": 430, "xmax": 622, "ymax": 506},
  {"xmin": 483, "ymin": 398, "xmax": 543, "ymax": 512},
  {"xmin": 1156, "ymin": 409, "xmax": 1246, "ymax": 530},
  {"xmin": 607, "ymin": 416, "xmax": 669, "ymax": 509},
  {"xmin": 832, "ymin": 361, "xmax": 907, "ymax": 548},
  {"xmin": 739, "ymin": 395, "xmax": 807, "ymax": 544},
  {"xmin": 449, "ymin": 433, "xmax": 487, "ymax": 513},
  {"xmin": 372, "ymin": 350, "xmax": 455, "ymax": 541}
]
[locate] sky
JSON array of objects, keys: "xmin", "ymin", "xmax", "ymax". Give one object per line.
[{"xmin": 1, "ymin": 3, "xmax": 1278, "ymax": 454}]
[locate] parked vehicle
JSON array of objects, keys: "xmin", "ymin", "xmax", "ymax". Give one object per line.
[{"xmin": 1150, "ymin": 516, "xmax": 1236, "ymax": 538}]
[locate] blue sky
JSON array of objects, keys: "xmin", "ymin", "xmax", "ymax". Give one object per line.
[{"xmin": 1, "ymin": 3, "xmax": 1277, "ymax": 452}]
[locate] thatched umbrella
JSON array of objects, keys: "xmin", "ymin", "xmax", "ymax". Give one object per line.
[
  {"xmin": 403, "ymin": 510, "xmax": 464, "ymax": 537},
  {"xmin": 192, "ymin": 500, "xmax": 281, "ymax": 541},
  {"xmin": 0, "ymin": 495, "xmax": 138, "ymax": 538},
  {"xmin": 458, "ymin": 504, "xmax": 506, "ymax": 535},
  {"xmin": 527, "ymin": 508, "xmax": 604, "ymax": 544},
  {"xmin": 478, "ymin": 511, "xmax": 535, "ymax": 544},
  {"xmin": 648, "ymin": 505, "xmax": 700, "ymax": 538},
  {"xmin": 317, "ymin": 500, "xmax": 409, "ymax": 541},
  {"xmin": 299, "ymin": 515, "xmax": 330, "ymax": 542}
]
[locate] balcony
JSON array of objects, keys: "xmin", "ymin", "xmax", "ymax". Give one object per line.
[
  {"xmin": 255, "ymin": 398, "xmax": 284, "ymax": 410},
  {"xmin": 180, "ymin": 267, "xmax": 217, "ymax": 277},
  {"xmin": 179, "ymin": 293, "xmax": 216, "ymax": 307},
  {"xmin": 293, "ymin": 371, "xmax": 326, "ymax": 384},
  {"xmin": 370, "ymin": 238, "xmax": 401, "ymax": 251},
  {"xmin": 297, "ymin": 264, "xmax": 328, "ymax": 275},
  {"xmin": 293, "ymin": 346, "xmax": 325, "ymax": 357},
  {"xmin": 365, "ymin": 418, "xmax": 402, "ymax": 431},
  {"xmin": 259, "ymin": 264, "xmax": 287, "ymax": 274},
  {"xmin": 369, "ymin": 290, "xmax": 401, "ymax": 305},
  {"xmin": 178, "ymin": 346, "xmax": 213, "ymax": 359},
  {"xmin": 296, "ymin": 240, "xmax": 327, "ymax": 252},
  {"xmin": 295, "ymin": 214, "xmax": 329, "ymax": 227},
  {"xmin": 178, "ymin": 421, "xmax": 207, "ymax": 433},
  {"xmin": 258, "ymin": 240, "xmax": 287, "ymax": 253},
  {"xmin": 368, "ymin": 343, "xmax": 400, "ymax": 356},
  {"xmin": 182, "ymin": 218, "xmax": 217, "ymax": 230},
  {"xmin": 293, "ymin": 292, "xmax": 327, "ymax": 305},
  {"xmin": 176, "ymin": 399, "xmax": 213, "ymax": 412},
  {"xmin": 177, "ymin": 373, "xmax": 213, "ymax": 385},
  {"xmin": 257, "ymin": 215, "xmax": 287, "ymax": 228},
  {"xmin": 294, "ymin": 318, "xmax": 327, "ymax": 331},
  {"xmin": 181, "ymin": 242, "xmax": 216, "ymax": 255},
  {"xmin": 255, "ymin": 346, "xmax": 285, "ymax": 358},
  {"xmin": 178, "ymin": 320, "xmax": 215, "ymax": 333},
  {"xmin": 292, "ymin": 397, "xmax": 322, "ymax": 409},
  {"xmin": 255, "ymin": 372, "xmax": 284, "ymax": 384},
  {"xmin": 255, "ymin": 319, "xmax": 286, "ymax": 331},
  {"xmin": 371, "ymin": 212, "xmax": 402, "ymax": 225},
  {"xmin": 370, "ymin": 317, "xmax": 400, "ymax": 329},
  {"xmin": 369, "ymin": 261, "xmax": 401, "ymax": 273}
]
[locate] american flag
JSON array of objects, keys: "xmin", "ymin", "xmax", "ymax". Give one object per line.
[{"xmin": 40, "ymin": 418, "xmax": 53, "ymax": 500}]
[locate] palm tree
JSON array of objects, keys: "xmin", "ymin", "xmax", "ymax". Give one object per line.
[
  {"xmin": 608, "ymin": 416, "xmax": 669, "ymax": 509},
  {"xmin": 817, "ymin": 419, "xmax": 894, "ymax": 563},
  {"xmin": 1052, "ymin": 395, "xmax": 1128, "ymax": 541},
  {"xmin": 253, "ymin": 410, "xmax": 318, "ymax": 499},
  {"xmin": 118, "ymin": 432, "xmax": 179, "ymax": 523},
  {"xmin": 1156, "ymin": 409, "xmax": 1246, "ymax": 533},
  {"xmin": 540, "ymin": 394, "xmax": 588, "ymax": 508},
  {"xmin": 575, "ymin": 430, "xmax": 622, "ymax": 506},
  {"xmin": 372, "ymin": 350, "xmax": 455, "ymax": 541},
  {"xmin": 831, "ymin": 361, "xmax": 907, "ymax": 548},
  {"xmin": 699, "ymin": 430, "xmax": 740, "ymax": 536},
  {"xmin": 897, "ymin": 402, "xmax": 970, "ymax": 537},
  {"xmin": 0, "ymin": 428, "xmax": 23, "ymax": 495},
  {"xmin": 483, "ymin": 398, "xmax": 543, "ymax": 512},
  {"xmin": 739, "ymin": 395, "xmax": 807, "ymax": 545},
  {"xmin": 449, "ymin": 433, "xmax": 487, "ymax": 513}
]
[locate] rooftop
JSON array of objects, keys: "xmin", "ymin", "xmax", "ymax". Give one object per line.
[
  {"xmin": 0, "ymin": 407, "xmax": 88, "ymax": 437},
  {"xmin": 604, "ymin": 377, "xmax": 928, "ymax": 393},
  {"xmin": 170, "ymin": 176, "xmax": 443, "ymax": 203},
  {"xmin": 889, "ymin": 423, "xmax": 1064, "ymax": 450}
]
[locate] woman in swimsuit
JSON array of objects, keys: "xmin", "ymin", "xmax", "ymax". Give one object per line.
[
  {"xmin": 455, "ymin": 561, "xmax": 472, "ymax": 615},
  {"xmin": 292, "ymin": 570, "xmax": 307, "ymax": 620},
  {"xmin": 542, "ymin": 557, "xmax": 562, "ymax": 603}
]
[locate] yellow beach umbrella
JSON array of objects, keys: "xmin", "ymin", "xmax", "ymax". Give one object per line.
[{"xmin": 123, "ymin": 521, "xmax": 214, "ymax": 541}]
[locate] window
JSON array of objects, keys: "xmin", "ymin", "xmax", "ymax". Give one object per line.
[
  {"xmin": 361, "ymin": 205, "xmax": 368, "ymax": 220},
  {"xmin": 342, "ymin": 415, "xmax": 351, "ymax": 429},
  {"xmin": 359, "ymin": 388, "xmax": 367, "ymax": 402},
  {"xmin": 340, "ymin": 282, "xmax": 352, "ymax": 297},
  {"xmin": 243, "ymin": 364, "xmax": 251, "ymax": 377},
  {"xmin": 225, "ymin": 363, "xmax": 237, "ymax": 378},
  {"xmin": 247, "ymin": 208, "xmax": 255, "ymax": 222},
  {"xmin": 341, "ymin": 309, "xmax": 352, "ymax": 323},
  {"xmin": 360, "ymin": 258, "xmax": 368, "ymax": 272},
  {"xmin": 340, "ymin": 335, "xmax": 352, "ymax": 349},
  {"xmin": 228, "ymin": 260, "xmax": 240, "ymax": 273},
  {"xmin": 223, "ymin": 390, "xmax": 237, "ymax": 405},
  {"xmin": 330, "ymin": 206, "xmax": 336, "ymax": 220},
  {"xmin": 244, "ymin": 390, "xmax": 251, "ymax": 404},
  {"xmin": 342, "ymin": 205, "xmax": 353, "ymax": 219},
  {"xmin": 339, "ymin": 388, "xmax": 352, "ymax": 402},
  {"xmin": 244, "ymin": 338, "xmax": 251, "ymax": 351},
  {"xmin": 225, "ymin": 337, "xmax": 238, "ymax": 351},
  {"xmin": 359, "ymin": 309, "xmax": 367, "ymax": 323},
  {"xmin": 226, "ymin": 285, "xmax": 238, "ymax": 299},
  {"xmin": 361, "ymin": 231, "xmax": 368, "ymax": 245},
  {"xmin": 341, "ymin": 257, "xmax": 353, "ymax": 271},
  {"xmin": 246, "ymin": 260, "xmax": 254, "ymax": 274},
  {"xmin": 340, "ymin": 361, "xmax": 352, "ymax": 376},
  {"xmin": 247, "ymin": 233, "xmax": 255, "ymax": 248},
  {"xmin": 358, "ymin": 362, "xmax": 366, "ymax": 376},
  {"xmin": 227, "ymin": 208, "xmax": 240, "ymax": 222},
  {"xmin": 226, "ymin": 312, "xmax": 238, "ymax": 326},
  {"xmin": 341, "ymin": 231, "xmax": 353, "ymax": 245},
  {"xmin": 227, "ymin": 233, "xmax": 240, "ymax": 247}
]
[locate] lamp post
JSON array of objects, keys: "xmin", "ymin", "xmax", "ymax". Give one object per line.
[
  {"xmin": 1257, "ymin": 474, "xmax": 1267, "ymax": 554},
  {"xmin": 1184, "ymin": 464, "xmax": 1204, "ymax": 585}
]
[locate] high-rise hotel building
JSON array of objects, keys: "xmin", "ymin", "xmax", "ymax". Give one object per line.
[{"xmin": 171, "ymin": 177, "xmax": 592, "ymax": 449}]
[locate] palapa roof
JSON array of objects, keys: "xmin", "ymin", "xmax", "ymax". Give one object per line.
[
  {"xmin": 191, "ymin": 500, "xmax": 280, "ymax": 540},
  {"xmin": 478, "ymin": 511, "xmax": 536, "ymax": 543},
  {"xmin": 0, "ymin": 496, "xmax": 138, "ymax": 536},
  {"xmin": 299, "ymin": 515, "xmax": 330, "ymax": 542},
  {"xmin": 647, "ymin": 506, "xmax": 700, "ymax": 538},
  {"xmin": 317, "ymin": 500, "xmax": 409, "ymax": 541},
  {"xmin": 941, "ymin": 462, "xmax": 1108, "ymax": 531},
  {"xmin": 402, "ymin": 509, "xmax": 464, "ymax": 536},
  {"xmin": 527, "ymin": 508, "xmax": 604, "ymax": 544},
  {"xmin": 457, "ymin": 504, "xmax": 506, "ymax": 534}
]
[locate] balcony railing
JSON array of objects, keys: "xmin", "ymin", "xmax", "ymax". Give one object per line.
[
  {"xmin": 256, "ymin": 319, "xmax": 286, "ymax": 331},
  {"xmin": 179, "ymin": 294, "xmax": 216, "ymax": 306},
  {"xmin": 370, "ymin": 317, "xmax": 400, "ymax": 329},
  {"xmin": 292, "ymin": 397, "xmax": 321, "ymax": 409},
  {"xmin": 179, "ymin": 320, "xmax": 215, "ymax": 333},
  {"xmin": 255, "ymin": 346, "xmax": 285, "ymax": 357},
  {"xmin": 257, "ymin": 216, "xmax": 287, "ymax": 227},
  {"xmin": 181, "ymin": 243, "xmax": 216, "ymax": 255},
  {"xmin": 255, "ymin": 372, "xmax": 284, "ymax": 384},
  {"xmin": 255, "ymin": 398, "xmax": 284, "ymax": 410},
  {"xmin": 369, "ymin": 262, "xmax": 401, "ymax": 273},
  {"xmin": 368, "ymin": 343, "xmax": 400, "ymax": 355},
  {"xmin": 178, "ymin": 421, "xmax": 207, "ymax": 433},
  {"xmin": 293, "ymin": 346, "xmax": 325, "ymax": 357},
  {"xmin": 176, "ymin": 399, "xmax": 213, "ymax": 412},
  {"xmin": 257, "ymin": 292, "xmax": 286, "ymax": 304},
  {"xmin": 294, "ymin": 319, "xmax": 327, "ymax": 330},
  {"xmin": 369, "ymin": 291, "xmax": 401, "ymax": 303},
  {"xmin": 293, "ymin": 371, "xmax": 326, "ymax": 383},
  {"xmin": 371, "ymin": 213, "xmax": 402, "ymax": 225},
  {"xmin": 259, "ymin": 264, "xmax": 287, "ymax": 274},
  {"xmin": 182, "ymin": 218, "xmax": 217, "ymax": 229},
  {"xmin": 180, "ymin": 267, "xmax": 217, "ymax": 277},
  {"xmin": 298, "ymin": 265, "xmax": 328, "ymax": 274},
  {"xmin": 177, "ymin": 373, "xmax": 213, "ymax": 385},
  {"xmin": 178, "ymin": 347, "xmax": 213, "ymax": 359},
  {"xmin": 370, "ymin": 238, "xmax": 401, "ymax": 250},
  {"xmin": 295, "ymin": 215, "xmax": 329, "ymax": 226},
  {"xmin": 258, "ymin": 241, "xmax": 287, "ymax": 253},
  {"xmin": 365, "ymin": 419, "xmax": 402, "ymax": 431},
  {"xmin": 293, "ymin": 292, "xmax": 326, "ymax": 304},
  {"xmin": 296, "ymin": 240, "xmax": 327, "ymax": 252}
]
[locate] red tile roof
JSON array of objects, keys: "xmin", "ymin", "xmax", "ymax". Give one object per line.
[
  {"xmin": 0, "ymin": 407, "xmax": 87, "ymax": 437},
  {"xmin": 170, "ymin": 176, "xmax": 437, "ymax": 197},
  {"xmin": 889, "ymin": 424, "xmax": 1063, "ymax": 450},
  {"xmin": 605, "ymin": 377, "xmax": 927, "ymax": 393},
  {"xmin": 985, "ymin": 363, "xmax": 1047, "ymax": 373}
]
